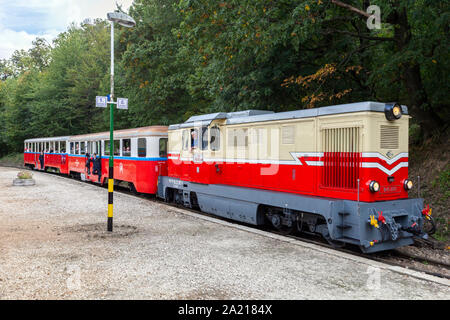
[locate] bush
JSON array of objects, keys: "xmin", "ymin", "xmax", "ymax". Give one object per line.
[{"xmin": 17, "ymin": 171, "xmax": 33, "ymax": 179}]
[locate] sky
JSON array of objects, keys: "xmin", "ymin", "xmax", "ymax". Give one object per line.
[{"xmin": 0, "ymin": 0, "xmax": 133, "ymax": 59}]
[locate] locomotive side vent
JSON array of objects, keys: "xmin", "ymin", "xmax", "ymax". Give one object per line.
[
  {"xmin": 380, "ymin": 125, "xmax": 399, "ymax": 149},
  {"xmin": 322, "ymin": 127, "xmax": 361, "ymax": 189}
]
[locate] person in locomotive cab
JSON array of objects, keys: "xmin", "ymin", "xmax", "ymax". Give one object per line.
[
  {"xmin": 191, "ymin": 129, "xmax": 198, "ymax": 150},
  {"xmin": 92, "ymin": 153, "xmax": 102, "ymax": 182},
  {"xmin": 85, "ymin": 151, "xmax": 91, "ymax": 174},
  {"xmin": 39, "ymin": 151, "xmax": 45, "ymax": 171}
]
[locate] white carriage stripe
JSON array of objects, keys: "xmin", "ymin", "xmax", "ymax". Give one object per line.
[{"xmin": 168, "ymin": 152, "xmax": 409, "ymax": 174}]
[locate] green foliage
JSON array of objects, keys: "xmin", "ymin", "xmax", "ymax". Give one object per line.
[
  {"xmin": 0, "ymin": 0, "xmax": 448, "ymax": 155},
  {"xmin": 17, "ymin": 171, "xmax": 33, "ymax": 179},
  {"xmin": 435, "ymin": 164, "xmax": 450, "ymax": 201},
  {"xmin": 0, "ymin": 153, "xmax": 23, "ymax": 167}
]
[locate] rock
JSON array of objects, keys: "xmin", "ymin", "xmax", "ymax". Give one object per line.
[{"xmin": 13, "ymin": 178, "xmax": 36, "ymax": 186}]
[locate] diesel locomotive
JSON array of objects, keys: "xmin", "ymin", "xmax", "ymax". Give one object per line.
[{"xmin": 23, "ymin": 101, "xmax": 432, "ymax": 253}]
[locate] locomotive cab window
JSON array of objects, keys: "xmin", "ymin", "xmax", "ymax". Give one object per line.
[
  {"xmin": 159, "ymin": 138, "xmax": 168, "ymax": 157},
  {"xmin": 138, "ymin": 138, "xmax": 146, "ymax": 157},
  {"xmin": 190, "ymin": 129, "xmax": 199, "ymax": 149},
  {"xmin": 182, "ymin": 130, "xmax": 189, "ymax": 151},
  {"xmin": 201, "ymin": 127, "xmax": 208, "ymax": 150},
  {"xmin": 122, "ymin": 139, "xmax": 131, "ymax": 157},
  {"xmin": 210, "ymin": 126, "xmax": 220, "ymax": 151}
]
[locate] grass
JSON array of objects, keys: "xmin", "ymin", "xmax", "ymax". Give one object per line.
[{"xmin": 0, "ymin": 153, "xmax": 24, "ymax": 168}]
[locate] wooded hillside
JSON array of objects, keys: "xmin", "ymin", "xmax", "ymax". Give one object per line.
[{"xmin": 0, "ymin": 0, "xmax": 448, "ymax": 155}]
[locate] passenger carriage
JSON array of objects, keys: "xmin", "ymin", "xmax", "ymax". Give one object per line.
[
  {"xmin": 67, "ymin": 126, "xmax": 168, "ymax": 194},
  {"xmin": 24, "ymin": 136, "xmax": 70, "ymax": 174},
  {"xmin": 158, "ymin": 102, "xmax": 425, "ymax": 253}
]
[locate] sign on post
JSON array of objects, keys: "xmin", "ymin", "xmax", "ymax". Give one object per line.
[
  {"xmin": 117, "ymin": 98, "xmax": 128, "ymax": 110},
  {"xmin": 96, "ymin": 96, "xmax": 108, "ymax": 108}
]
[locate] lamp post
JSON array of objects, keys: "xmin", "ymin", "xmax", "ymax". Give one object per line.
[{"xmin": 105, "ymin": 11, "xmax": 136, "ymax": 232}]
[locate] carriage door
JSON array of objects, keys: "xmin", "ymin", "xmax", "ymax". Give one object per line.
[
  {"xmin": 158, "ymin": 137, "xmax": 168, "ymax": 177},
  {"xmin": 180, "ymin": 129, "xmax": 191, "ymax": 180}
]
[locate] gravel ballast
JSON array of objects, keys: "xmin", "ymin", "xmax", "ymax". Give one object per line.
[{"xmin": 0, "ymin": 167, "xmax": 448, "ymax": 299}]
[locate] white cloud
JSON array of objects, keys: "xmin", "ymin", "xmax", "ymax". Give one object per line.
[{"xmin": 0, "ymin": 0, "xmax": 133, "ymax": 59}]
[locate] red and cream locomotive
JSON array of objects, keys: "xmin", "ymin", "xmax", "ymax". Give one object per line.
[{"xmin": 24, "ymin": 101, "xmax": 431, "ymax": 253}]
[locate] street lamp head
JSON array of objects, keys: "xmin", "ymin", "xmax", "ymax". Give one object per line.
[{"xmin": 107, "ymin": 11, "xmax": 136, "ymax": 28}]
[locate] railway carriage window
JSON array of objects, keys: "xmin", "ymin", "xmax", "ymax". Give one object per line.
[
  {"xmin": 80, "ymin": 142, "xmax": 86, "ymax": 155},
  {"xmin": 122, "ymin": 139, "xmax": 131, "ymax": 157},
  {"xmin": 70, "ymin": 142, "xmax": 74, "ymax": 154},
  {"xmin": 104, "ymin": 141, "xmax": 110, "ymax": 155},
  {"xmin": 138, "ymin": 138, "xmax": 146, "ymax": 157},
  {"xmin": 159, "ymin": 138, "xmax": 168, "ymax": 157},
  {"xmin": 210, "ymin": 126, "xmax": 220, "ymax": 151},
  {"xmin": 114, "ymin": 140, "xmax": 120, "ymax": 156},
  {"xmin": 182, "ymin": 130, "xmax": 189, "ymax": 151},
  {"xmin": 105, "ymin": 140, "xmax": 120, "ymax": 156},
  {"xmin": 201, "ymin": 128, "xmax": 208, "ymax": 150}
]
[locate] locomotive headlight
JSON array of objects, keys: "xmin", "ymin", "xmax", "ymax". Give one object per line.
[
  {"xmin": 385, "ymin": 103, "xmax": 402, "ymax": 121},
  {"xmin": 369, "ymin": 180, "xmax": 380, "ymax": 192},
  {"xmin": 404, "ymin": 179, "xmax": 413, "ymax": 191}
]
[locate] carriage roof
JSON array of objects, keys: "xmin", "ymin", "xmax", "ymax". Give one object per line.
[
  {"xmin": 69, "ymin": 126, "xmax": 168, "ymax": 141},
  {"xmin": 168, "ymin": 101, "xmax": 408, "ymax": 130},
  {"xmin": 25, "ymin": 136, "xmax": 70, "ymax": 143}
]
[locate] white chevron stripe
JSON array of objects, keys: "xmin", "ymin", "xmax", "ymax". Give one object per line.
[
  {"xmin": 361, "ymin": 162, "xmax": 408, "ymax": 175},
  {"xmin": 361, "ymin": 152, "xmax": 408, "ymax": 165}
]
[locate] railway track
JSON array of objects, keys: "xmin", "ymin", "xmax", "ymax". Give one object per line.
[{"xmin": 16, "ymin": 166, "xmax": 450, "ymax": 281}]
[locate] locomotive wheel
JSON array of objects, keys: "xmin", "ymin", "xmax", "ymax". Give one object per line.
[
  {"xmin": 129, "ymin": 183, "xmax": 139, "ymax": 195},
  {"xmin": 269, "ymin": 214, "xmax": 295, "ymax": 235}
]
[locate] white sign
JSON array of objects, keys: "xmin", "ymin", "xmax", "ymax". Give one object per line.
[
  {"xmin": 117, "ymin": 98, "xmax": 128, "ymax": 110},
  {"xmin": 96, "ymin": 96, "xmax": 107, "ymax": 108}
]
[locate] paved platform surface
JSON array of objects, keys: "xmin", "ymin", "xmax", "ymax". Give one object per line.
[{"xmin": 0, "ymin": 167, "xmax": 448, "ymax": 299}]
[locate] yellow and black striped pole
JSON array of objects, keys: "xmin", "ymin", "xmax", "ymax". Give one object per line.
[
  {"xmin": 107, "ymin": 95, "xmax": 114, "ymax": 232},
  {"xmin": 108, "ymin": 20, "xmax": 115, "ymax": 232},
  {"xmin": 108, "ymin": 164, "xmax": 114, "ymax": 231}
]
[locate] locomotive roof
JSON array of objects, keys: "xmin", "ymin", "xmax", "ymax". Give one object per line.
[
  {"xmin": 168, "ymin": 101, "xmax": 408, "ymax": 130},
  {"xmin": 25, "ymin": 136, "xmax": 70, "ymax": 143},
  {"xmin": 69, "ymin": 126, "xmax": 168, "ymax": 141}
]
